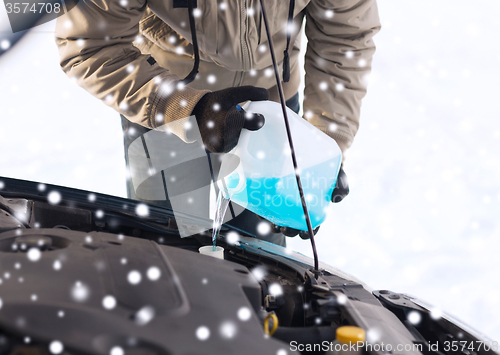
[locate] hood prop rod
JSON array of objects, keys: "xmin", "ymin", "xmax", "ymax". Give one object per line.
[{"xmin": 259, "ymin": 0, "xmax": 319, "ymax": 275}]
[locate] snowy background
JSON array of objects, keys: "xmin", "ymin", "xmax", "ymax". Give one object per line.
[{"xmin": 1, "ymin": 0, "xmax": 500, "ymax": 343}]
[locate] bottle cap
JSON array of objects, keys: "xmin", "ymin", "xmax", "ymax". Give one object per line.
[{"xmin": 336, "ymin": 326, "xmax": 366, "ymax": 344}]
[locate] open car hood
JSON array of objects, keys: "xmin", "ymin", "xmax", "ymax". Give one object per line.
[{"xmin": 0, "ymin": 176, "xmax": 497, "ymax": 355}]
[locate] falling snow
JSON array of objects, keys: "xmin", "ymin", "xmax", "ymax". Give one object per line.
[
  {"xmin": 110, "ymin": 346, "xmax": 124, "ymax": 355},
  {"xmin": 47, "ymin": 191, "xmax": 61, "ymax": 205},
  {"xmin": 219, "ymin": 321, "xmax": 237, "ymax": 339},
  {"xmin": 257, "ymin": 221, "xmax": 271, "ymax": 235},
  {"xmin": 71, "ymin": 281, "xmax": 90, "ymax": 302},
  {"xmin": 135, "ymin": 203, "xmax": 149, "ymax": 217},
  {"xmin": 237, "ymin": 307, "xmax": 251, "ymax": 321},
  {"xmin": 102, "ymin": 295, "xmax": 117, "ymax": 310},
  {"xmin": 127, "ymin": 270, "xmax": 142, "ymax": 285},
  {"xmin": 407, "ymin": 311, "xmax": 422, "ymax": 325},
  {"xmin": 134, "ymin": 306, "xmax": 155, "ymax": 326},
  {"xmin": 53, "ymin": 260, "xmax": 62, "ymax": 270},
  {"xmin": 196, "ymin": 326, "xmax": 210, "ymax": 341},
  {"xmin": 147, "ymin": 267, "xmax": 161, "ymax": 281},
  {"xmin": 269, "ymin": 283, "xmax": 283, "ymax": 296},
  {"xmin": 27, "ymin": 248, "xmax": 41, "ymax": 262},
  {"xmin": 49, "ymin": 341, "xmax": 64, "ymax": 354}
]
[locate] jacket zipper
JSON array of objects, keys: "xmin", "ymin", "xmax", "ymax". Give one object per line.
[{"xmin": 240, "ymin": 0, "xmax": 251, "ymax": 81}]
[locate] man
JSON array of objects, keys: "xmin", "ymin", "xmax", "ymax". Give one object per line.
[{"xmin": 55, "ymin": 0, "xmax": 380, "ymax": 244}]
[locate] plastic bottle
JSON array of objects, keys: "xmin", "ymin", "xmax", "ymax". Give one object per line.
[
  {"xmin": 325, "ymin": 326, "xmax": 366, "ymax": 355},
  {"xmin": 217, "ymin": 101, "xmax": 342, "ymax": 230}
]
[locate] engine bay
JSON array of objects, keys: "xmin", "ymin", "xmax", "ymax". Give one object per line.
[{"xmin": 0, "ymin": 177, "xmax": 496, "ymax": 355}]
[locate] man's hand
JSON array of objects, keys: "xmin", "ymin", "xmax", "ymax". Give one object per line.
[
  {"xmin": 332, "ymin": 165, "xmax": 349, "ymax": 203},
  {"xmin": 191, "ymin": 86, "xmax": 269, "ymax": 153}
]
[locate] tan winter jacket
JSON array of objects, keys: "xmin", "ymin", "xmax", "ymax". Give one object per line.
[{"xmin": 55, "ymin": 0, "xmax": 380, "ymax": 153}]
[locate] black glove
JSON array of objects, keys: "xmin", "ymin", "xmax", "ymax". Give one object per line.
[
  {"xmin": 191, "ymin": 86, "xmax": 269, "ymax": 153},
  {"xmin": 269, "ymin": 221, "xmax": 320, "ymax": 239},
  {"xmin": 331, "ymin": 165, "xmax": 349, "ymax": 203}
]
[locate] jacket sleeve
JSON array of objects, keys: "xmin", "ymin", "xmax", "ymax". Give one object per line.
[
  {"xmin": 304, "ymin": 0, "xmax": 381, "ymax": 154},
  {"xmin": 54, "ymin": 0, "xmax": 208, "ymax": 135}
]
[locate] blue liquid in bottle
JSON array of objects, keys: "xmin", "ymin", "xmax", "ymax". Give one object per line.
[{"xmin": 224, "ymin": 158, "xmax": 339, "ymax": 231}]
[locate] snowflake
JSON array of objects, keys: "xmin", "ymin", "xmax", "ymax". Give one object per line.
[
  {"xmin": 53, "ymin": 260, "xmax": 62, "ymax": 271},
  {"xmin": 251, "ymin": 266, "xmax": 266, "ymax": 281},
  {"xmin": 134, "ymin": 306, "xmax": 155, "ymax": 325},
  {"xmin": 207, "ymin": 75, "xmax": 216, "ymax": 84},
  {"xmin": 47, "ymin": 191, "xmax": 61, "ymax": 205},
  {"xmin": 336, "ymin": 293, "xmax": 347, "ymax": 305},
  {"xmin": 246, "ymin": 7, "xmax": 255, "ymax": 16},
  {"xmin": 196, "ymin": 326, "xmax": 210, "ymax": 341},
  {"xmin": 95, "ymin": 210, "xmax": 104, "ymax": 218},
  {"xmin": 219, "ymin": 2, "xmax": 227, "ymax": 10},
  {"xmin": 27, "ymin": 248, "xmax": 41, "ymax": 262},
  {"xmin": 147, "ymin": 266, "xmax": 161, "ymax": 281},
  {"xmin": 127, "ymin": 270, "xmax": 142, "ymax": 285},
  {"xmin": 407, "ymin": 311, "xmax": 421, "ymax": 325},
  {"xmin": 237, "ymin": 307, "xmax": 251, "ymax": 321},
  {"xmin": 110, "ymin": 347, "xmax": 124, "ymax": 355},
  {"xmin": 134, "ymin": 35, "xmax": 143, "ymax": 44},
  {"xmin": 119, "ymin": 102, "xmax": 129, "ymax": 111},
  {"xmin": 226, "ymin": 231, "xmax": 239, "ymax": 245},
  {"xmin": 119, "ymin": 0, "xmax": 127, "ymax": 6},
  {"xmin": 358, "ymin": 58, "xmax": 367, "ymax": 67},
  {"xmin": 258, "ymin": 45, "xmax": 267, "ymax": 53},
  {"xmin": 176, "ymin": 81, "xmax": 186, "ymax": 91},
  {"xmin": 58, "ymin": 310, "xmax": 65, "ymax": 318},
  {"xmin": 71, "ymin": 281, "xmax": 90, "ymax": 302},
  {"xmin": 249, "ymin": 69, "xmax": 257, "ymax": 76},
  {"xmin": 325, "ymin": 9, "xmax": 334, "ymax": 19},
  {"xmin": 31, "ymin": 294, "xmax": 38, "ymax": 301},
  {"xmin": 76, "ymin": 39, "xmax": 85, "ymax": 47},
  {"xmin": 256, "ymin": 151, "xmax": 265, "ymax": 159},
  {"xmin": 135, "ymin": 204, "xmax": 149, "ymax": 217},
  {"xmin": 202, "ymin": 278, "xmax": 208, "ymax": 285},
  {"xmin": 49, "ymin": 341, "xmax": 64, "ymax": 354},
  {"xmin": 220, "ymin": 321, "xmax": 237, "ymax": 339},
  {"xmin": 63, "ymin": 20, "xmax": 72, "ymax": 29},
  {"xmin": 319, "ymin": 82, "xmax": 328, "ymax": 91},
  {"xmin": 264, "ymin": 68, "xmax": 273, "ymax": 77},
  {"xmin": 366, "ymin": 328, "xmax": 381, "ymax": 343},
  {"xmin": 345, "ymin": 50, "xmax": 354, "ymax": 59},
  {"xmin": 180, "ymin": 99, "xmax": 187, "ymax": 107},
  {"xmin": 430, "ymin": 307, "xmax": 442, "ymax": 320},
  {"xmin": 335, "ymin": 83, "xmax": 345, "ymax": 91},
  {"xmin": 0, "ymin": 40, "xmax": 10, "ymax": 50},
  {"xmin": 175, "ymin": 46, "xmax": 185, "ymax": 55},
  {"xmin": 269, "ymin": 283, "xmax": 283, "ymax": 296},
  {"xmin": 257, "ymin": 221, "xmax": 270, "ymax": 235},
  {"xmin": 102, "ymin": 295, "xmax": 117, "ymax": 310},
  {"xmin": 126, "ymin": 64, "xmax": 135, "ymax": 73},
  {"xmin": 193, "ymin": 8, "xmax": 202, "ymax": 17},
  {"xmin": 0, "ymin": 181, "xmax": 4, "ymax": 190}
]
